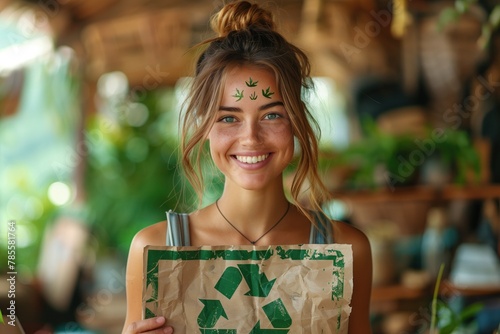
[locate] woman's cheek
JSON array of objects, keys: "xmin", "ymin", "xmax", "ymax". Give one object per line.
[
  {"xmin": 265, "ymin": 123, "xmax": 294, "ymax": 142},
  {"xmin": 209, "ymin": 127, "xmax": 240, "ymax": 156},
  {"xmin": 219, "ymin": 127, "xmax": 241, "ymax": 143},
  {"xmin": 209, "ymin": 125, "xmax": 238, "ymax": 141},
  {"xmin": 263, "ymin": 120, "xmax": 291, "ymax": 133}
]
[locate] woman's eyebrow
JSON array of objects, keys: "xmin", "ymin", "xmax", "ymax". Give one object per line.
[
  {"xmin": 219, "ymin": 106, "xmax": 242, "ymax": 112},
  {"xmin": 259, "ymin": 101, "xmax": 284, "ymax": 111},
  {"xmin": 218, "ymin": 101, "xmax": 284, "ymax": 112}
]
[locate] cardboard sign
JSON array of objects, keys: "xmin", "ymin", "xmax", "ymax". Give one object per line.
[{"xmin": 143, "ymin": 244, "xmax": 353, "ymax": 333}]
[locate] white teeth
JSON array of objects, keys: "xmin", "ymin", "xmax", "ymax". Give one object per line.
[{"xmin": 235, "ymin": 154, "xmax": 269, "ymax": 164}]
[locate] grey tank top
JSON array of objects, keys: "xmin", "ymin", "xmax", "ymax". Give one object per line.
[{"xmin": 166, "ymin": 210, "xmax": 334, "ymax": 246}]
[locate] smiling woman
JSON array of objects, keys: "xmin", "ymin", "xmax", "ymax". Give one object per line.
[
  {"xmin": 208, "ymin": 66, "xmax": 294, "ymax": 193},
  {"xmin": 123, "ymin": 1, "xmax": 373, "ymax": 333}
]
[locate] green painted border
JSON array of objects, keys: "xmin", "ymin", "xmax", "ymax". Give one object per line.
[{"xmin": 144, "ymin": 245, "xmax": 346, "ymax": 330}]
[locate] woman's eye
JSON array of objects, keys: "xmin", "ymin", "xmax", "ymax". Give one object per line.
[
  {"xmin": 264, "ymin": 113, "xmax": 282, "ymax": 120},
  {"xmin": 219, "ymin": 116, "xmax": 237, "ymax": 123}
]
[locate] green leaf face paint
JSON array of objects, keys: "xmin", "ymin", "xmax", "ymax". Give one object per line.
[
  {"xmin": 232, "ymin": 78, "xmax": 275, "ymax": 101},
  {"xmin": 246, "ymin": 77, "xmax": 258, "ymax": 87},
  {"xmin": 262, "ymin": 87, "xmax": 274, "ymax": 99},
  {"xmin": 232, "ymin": 88, "xmax": 244, "ymax": 101}
]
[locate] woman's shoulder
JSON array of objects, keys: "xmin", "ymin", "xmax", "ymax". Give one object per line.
[
  {"xmin": 130, "ymin": 220, "xmax": 168, "ymax": 250},
  {"xmin": 332, "ymin": 220, "xmax": 371, "ymax": 254}
]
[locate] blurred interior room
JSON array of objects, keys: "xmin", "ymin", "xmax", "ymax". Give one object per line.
[{"xmin": 0, "ymin": 0, "xmax": 500, "ymax": 333}]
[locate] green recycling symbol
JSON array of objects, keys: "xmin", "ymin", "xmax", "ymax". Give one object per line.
[{"xmin": 197, "ymin": 264, "xmax": 292, "ymax": 333}]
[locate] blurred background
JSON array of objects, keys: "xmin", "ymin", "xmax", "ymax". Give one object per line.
[{"xmin": 0, "ymin": 0, "xmax": 499, "ymax": 333}]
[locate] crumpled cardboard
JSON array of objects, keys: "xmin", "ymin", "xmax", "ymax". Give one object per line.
[{"xmin": 143, "ymin": 244, "xmax": 353, "ymax": 333}]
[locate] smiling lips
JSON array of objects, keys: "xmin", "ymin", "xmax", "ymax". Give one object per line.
[{"xmin": 235, "ymin": 154, "xmax": 269, "ymax": 164}]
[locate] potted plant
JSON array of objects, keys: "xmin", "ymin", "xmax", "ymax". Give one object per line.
[
  {"xmin": 429, "ymin": 265, "xmax": 484, "ymax": 334},
  {"xmin": 321, "ymin": 118, "xmax": 482, "ymax": 191}
]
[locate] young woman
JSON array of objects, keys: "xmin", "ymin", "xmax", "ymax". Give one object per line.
[{"xmin": 123, "ymin": 1, "xmax": 372, "ymax": 333}]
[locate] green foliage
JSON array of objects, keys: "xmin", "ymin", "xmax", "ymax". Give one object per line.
[
  {"xmin": 435, "ymin": 301, "xmax": 483, "ymax": 333},
  {"xmin": 322, "ymin": 118, "xmax": 481, "ymax": 190},
  {"xmin": 84, "ymin": 88, "xmax": 194, "ymax": 255},
  {"xmin": 430, "ymin": 264, "xmax": 483, "ymax": 334},
  {"xmin": 0, "ymin": 52, "xmax": 81, "ymax": 275}
]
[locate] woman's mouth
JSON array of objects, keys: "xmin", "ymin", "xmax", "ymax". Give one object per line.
[{"xmin": 234, "ymin": 154, "xmax": 270, "ymax": 164}]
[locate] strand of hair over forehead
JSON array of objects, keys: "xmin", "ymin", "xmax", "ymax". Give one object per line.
[{"xmin": 211, "ymin": 1, "xmax": 275, "ymax": 37}]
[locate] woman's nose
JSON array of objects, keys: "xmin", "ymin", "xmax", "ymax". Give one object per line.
[{"xmin": 239, "ymin": 122, "xmax": 262, "ymax": 145}]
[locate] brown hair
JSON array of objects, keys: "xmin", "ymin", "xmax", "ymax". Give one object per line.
[
  {"xmin": 211, "ymin": 1, "xmax": 275, "ymax": 37},
  {"xmin": 180, "ymin": 1, "xmax": 331, "ymax": 224}
]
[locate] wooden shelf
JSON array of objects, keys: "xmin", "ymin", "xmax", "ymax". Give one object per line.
[
  {"xmin": 372, "ymin": 284, "xmax": 431, "ymax": 303},
  {"xmin": 330, "ymin": 184, "xmax": 500, "ymax": 235},
  {"xmin": 332, "ymin": 185, "xmax": 438, "ymax": 203},
  {"xmin": 332, "ymin": 184, "xmax": 500, "ymax": 203},
  {"xmin": 441, "ymin": 185, "xmax": 500, "ymax": 201},
  {"xmin": 440, "ymin": 279, "xmax": 500, "ymax": 298},
  {"xmin": 370, "ymin": 284, "xmax": 433, "ymax": 318}
]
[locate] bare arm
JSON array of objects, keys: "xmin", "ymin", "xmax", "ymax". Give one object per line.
[
  {"xmin": 335, "ymin": 222, "xmax": 373, "ymax": 333},
  {"xmin": 122, "ymin": 223, "xmax": 174, "ymax": 334}
]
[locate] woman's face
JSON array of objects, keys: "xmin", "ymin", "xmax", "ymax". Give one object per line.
[{"xmin": 208, "ymin": 65, "xmax": 294, "ymax": 191}]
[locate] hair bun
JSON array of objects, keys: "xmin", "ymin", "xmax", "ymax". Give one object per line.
[{"xmin": 211, "ymin": 1, "xmax": 275, "ymax": 37}]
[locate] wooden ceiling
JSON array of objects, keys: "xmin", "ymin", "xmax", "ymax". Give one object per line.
[
  {"xmin": 2, "ymin": 0, "xmax": 494, "ymax": 88},
  {"xmin": 6, "ymin": 0, "xmax": 319, "ymax": 84}
]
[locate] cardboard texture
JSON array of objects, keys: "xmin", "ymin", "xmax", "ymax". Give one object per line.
[{"xmin": 143, "ymin": 244, "xmax": 353, "ymax": 333}]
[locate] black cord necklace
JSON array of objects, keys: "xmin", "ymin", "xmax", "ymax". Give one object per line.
[{"xmin": 215, "ymin": 200, "xmax": 290, "ymax": 245}]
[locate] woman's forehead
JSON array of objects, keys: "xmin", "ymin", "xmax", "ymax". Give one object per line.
[
  {"xmin": 221, "ymin": 65, "xmax": 281, "ymax": 104},
  {"xmin": 224, "ymin": 65, "xmax": 276, "ymax": 84}
]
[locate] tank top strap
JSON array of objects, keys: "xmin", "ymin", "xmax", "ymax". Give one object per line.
[
  {"xmin": 308, "ymin": 211, "xmax": 334, "ymax": 244},
  {"xmin": 166, "ymin": 210, "xmax": 191, "ymax": 246},
  {"xmin": 167, "ymin": 210, "xmax": 330, "ymax": 246}
]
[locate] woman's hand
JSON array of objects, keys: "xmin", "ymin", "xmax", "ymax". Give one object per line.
[{"xmin": 123, "ymin": 316, "xmax": 173, "ymax": 334}]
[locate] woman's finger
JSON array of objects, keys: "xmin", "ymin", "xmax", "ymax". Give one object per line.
[{"xmin": 124, "ymin": 316, "xmax": 173, "ymax": 334}]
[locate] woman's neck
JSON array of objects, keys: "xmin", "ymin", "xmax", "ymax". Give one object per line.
[{"xmin": 215, "ymin": 185, "xmax": 289, "ymax": 237}]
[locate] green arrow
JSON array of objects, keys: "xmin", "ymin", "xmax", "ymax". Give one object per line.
[
  {"xmin": 215, "ymin": 266, "xmax": 243, "ymax": 299},
  {"xmin": 249, "ymin": 321, "xmax": 289, "ymax": 333},
  {"xmin": 145, "ymin": 308, "xmax": 156, "ymax": 319},
  {"xmin": 238, "ymin": 264, "xmax": 276, "ymax": 297},
  {"xmin": 198, "ymin": 299, "xmax": 228, "ymax": 328},
  {"xmin": 262, "ymin": 298, "xmax": 292, "ymax": 328}
]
